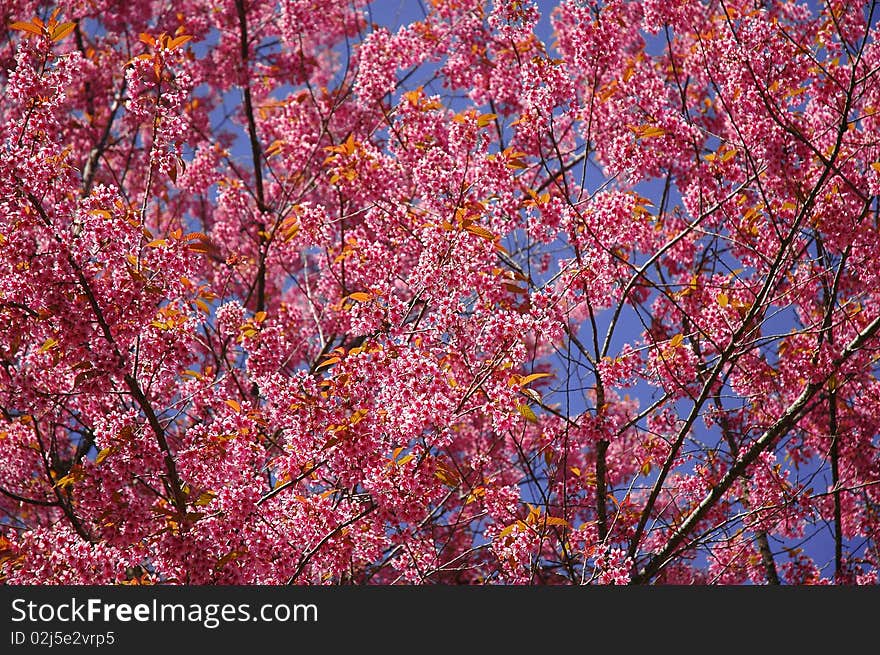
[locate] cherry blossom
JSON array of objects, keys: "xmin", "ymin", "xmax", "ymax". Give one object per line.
[{"xmin": 1, "ymin": 0, "xmax": 879, "ymax": 586}]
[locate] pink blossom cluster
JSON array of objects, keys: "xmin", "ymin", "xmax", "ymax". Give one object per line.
[{"xmin": 0, "ymin": 0, "xmax": 879, "ymax": 586}]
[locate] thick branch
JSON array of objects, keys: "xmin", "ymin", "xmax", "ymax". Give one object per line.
[{"xmin": 633, "ymin": 313, "xmax": 880, "ymax": 583}]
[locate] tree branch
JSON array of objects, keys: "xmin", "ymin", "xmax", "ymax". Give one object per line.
[{"xmin": 633, "ymin": 313, "xmax": 880, "ymax": 583}]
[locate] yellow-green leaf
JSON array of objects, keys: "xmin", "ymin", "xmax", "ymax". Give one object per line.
[
  {"xmin": 498, "ymin": 522, "xmax": 523, "ymax": 538},
  {"xmin": 95, "ymin": 447, "xmax": 112, "ymax": 465},
  {"xmin": 39, "ymin": 337, "xmax": 58, "ymax": 353},
  {"xmin": 54, "ymin": 474, "xmax": 74, "ymax": 489},
  {"xmin": 193, "ymin": 491, "xmax": 216, "ymax": 507},
  {"xmin": 516, "ymin": 404, "xmax": 538, "ymax": 423},
  {"xmin": 215, "ymin": 550, "xmax": 240, "ymax": 568},
  {"xmin": 520, "ymin": 372, "xmax": 550, "ymax": 386},
  {"xmin": 51, "ymin": 21, "xmax": 75, "ymax": 41},
  {"xmin": 434, "ymin": 463, "xmax": 461, "ymax": 487},
  {"xmin": 544, "ymin": 516, "xmax": 569, "ymax": 528}
]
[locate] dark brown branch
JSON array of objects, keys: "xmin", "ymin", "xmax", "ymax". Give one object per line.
[
  {"xmin": 123, "ymin": 373, "xmax": 188, "ymax": 514},
  {"xmin": 0, "ymin": 484, "xmax": 59, "ymax": 507},
  {"xmin": 830, "ymin": 386, "xmax": 843, "ymax": 580},
  {"xmin": 18, "ymin": 185, "xmax": 188, "ymax": 517},
  {"xmin": 234, "ymin": 0, "xmax": 268, "ymax": 316},
  {"xmin": 32, "ymin": 420, "xmax": 93, "ymax": 542},
  {"xmin": 256, "ymin": 460, "xmax": 326, "ymax": 506},
  {"xmin": 633, "ymin": 313, "xmax": 880, "ymax": 583},
  {"xmin": 287, "ymin": 502, "xmax": 377, "ymax": 584},
  {"xmin": 595, "ymin": 438, "xmax": 609, "ymax": 543},
  {"xmin": 716, "ymin": 398, "xmax": 780, "ymax": 585},
  {"xmin": 756, "ymin": 532, "xmax": 781, "ymax": 585}
]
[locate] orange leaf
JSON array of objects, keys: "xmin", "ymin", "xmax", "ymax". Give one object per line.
[
  {"xmin": 224, "ymin": 399, "xmax": 241, "ymax": 413},
  {"xmin": 465, "ymin": 486, "xmax": 486, "ymax": 504},
  {"xmin": 347, "ymin": 291, "xmax": 372, "ymax": 303},
  {"xmin": 341, "ymin": 133, "xmax": 356, "ymax": 155},
  {"xmin": 403, "ymin": 87, "xmax": 423, "ymax": 106},
  {"xmin": 349, "ymin": 408, "xmax": 368, "ymax": 426},
  {"xmin": 465, "ymin": 224, "xmax": 495, "ymax": 241},
  {"xmin": 9, "ymin": 21, "xmax": 44, "ymax": 37},
  {"xmin": 315, "ymin": 356, "xmax": 341, "ymax": 371},
  {"xmin": 520, "ymin": 372, "xmax": 550, "ymax": 386},
  {"xmin": 166, "ymin": 34, "xmax": 192, "ymax": 50},
  {"xmin": 187, "ymin": 234, "xmax": 218, "ymax": 255},
  {"xmin": 634, "ymin": 125, "xmax": 666, "ymax": 138},
  {"xmin": 265, "ymin": 139, "xmax": 285, "ymax": 157},
  {"xmin": 501, "ymin": 520, "xmax": 528, "ymax": 538}
]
